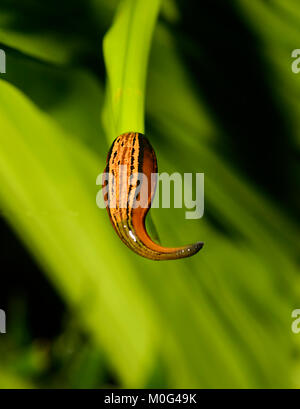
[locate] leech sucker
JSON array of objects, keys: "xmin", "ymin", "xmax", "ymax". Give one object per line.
[{"xmin": 102, "ymin": 132, "xmax": 203, "ymax": 260}]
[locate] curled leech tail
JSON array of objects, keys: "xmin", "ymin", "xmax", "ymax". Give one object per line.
[{"xmin": 102, "ymin": 132, "xmax": 204, "ymax": 260}]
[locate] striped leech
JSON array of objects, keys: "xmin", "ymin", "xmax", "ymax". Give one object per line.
[{"xmin": 102, "ymin": 132, "xmax": 203, "ymax": 260}]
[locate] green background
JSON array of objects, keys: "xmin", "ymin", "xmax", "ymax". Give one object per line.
[{"xmin": 0, "ymin": 0, "xmax": 299, "ymax": 389}]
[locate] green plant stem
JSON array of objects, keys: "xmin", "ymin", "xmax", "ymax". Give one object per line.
[{"xmin": 103, "ymin": 0, "xmax": 162, "ymax": 142}]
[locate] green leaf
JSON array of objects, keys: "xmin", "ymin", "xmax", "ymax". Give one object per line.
[
  {"xmin": 102, "ymin": 0, "xmax": 162, "ymax": 140},
  {"xmin": 0, "ymin": 79, "xmax": 158, "ymax": 387}
]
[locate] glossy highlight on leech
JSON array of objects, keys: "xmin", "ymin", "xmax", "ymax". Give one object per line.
[{"xmin": 102, "ymin": 132, "xmax": 203, "ymax": 260}]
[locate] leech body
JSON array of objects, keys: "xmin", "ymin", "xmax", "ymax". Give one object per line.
[{"xmin": 103, "ymin": 132, "xmax": 203, "ymax": 260}]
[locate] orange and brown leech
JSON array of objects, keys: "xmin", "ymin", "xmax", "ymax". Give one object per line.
[{"xmin": 103, "ymin": 132, "xmax": 203, "ymax": 260}]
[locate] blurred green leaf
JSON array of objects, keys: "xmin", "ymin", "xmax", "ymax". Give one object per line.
[
  {"xmin": 0, "ymin": 79, "xmax": 158, "ymax": 387},
  {"xmin": 102, "ymin": 0, "xmax": 161, "ymax": 140}
]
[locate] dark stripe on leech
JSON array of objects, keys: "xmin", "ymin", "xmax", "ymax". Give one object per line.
[
  {"xmin": 119, "ymin": 140, "xmax": 133, "ymax": 225},
  {"xmin": 135, "ymin": 133, "xmax": 145, "ymax": 210},
  {"xmin": 137, "ymin": 133, "xmax": 145, "ymax": 174},
  {"xmin": 106, "ymin": 142, "xmax": 114, "ymax": 164},
  {"xmin": 121, "ymin": 138, "xmax": 136, "ymax": 240},
  {"xmin": 108, "ymin": 139, "xmax": 120, "ymax": 232},
  {"xmin": 112, "ymin": 150, "xmax": 118, "ymax": 164},
  {"xmin": 125, "ymin": 134, "xmax": 149, "ymax": 252},
  {"xmin": 119, "ymin": 134, "xmax": 143, "ymax": 249},
  {"xmin": 110, "ymin": 168, "xmax": 119, "ymax": 230},
  {"xmin": 126, "ymin": 144, "xmax": 137, "ymax": 223},
  {"xmin": 125, "ymin": 134, "xmax": 137, "ymax": 221},
  {"xmin": 106, "ymin": 135, "xmax": 126, "ymax": 242}
]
